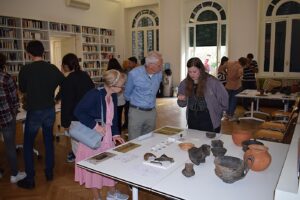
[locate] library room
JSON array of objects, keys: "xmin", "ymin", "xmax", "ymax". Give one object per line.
[{"xmin": 0, "ymin": 0, "xmax": 300, "ymax": 200}]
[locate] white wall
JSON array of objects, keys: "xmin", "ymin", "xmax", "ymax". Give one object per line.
[
  {"xmin": 123, "ymin": 4, "xmax": 159, "ymax": 63},
  {"xmin": 1, "ymin": 0, "xmax": 261, "ymax": 86},
  {"xmin": 0, "ymin": 0, "xmax": 124, "ymax": 60},
  {"xmin": 227, "ymin": 0, "xmax": 259, "ymax": 60},
  {"xmin": 159, "ymin": 0, "xmax": 182, "ymax": 86}
]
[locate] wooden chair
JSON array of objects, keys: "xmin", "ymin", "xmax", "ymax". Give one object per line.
[
  {"xmin": 254, "ymin": 108, "xmax": 298, "ymax": 144},
  {"xmin": 270, "ymin": 96, "xmax": 300, "ymax": 122},
  {"xmin": 259, "ymin": 104, "xmax": 299, "ymax": 132}
]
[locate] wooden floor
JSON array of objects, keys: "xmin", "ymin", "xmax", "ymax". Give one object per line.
[{"xmin": 0, "ymin": 98, "xmax": 276, "ymax": 200}]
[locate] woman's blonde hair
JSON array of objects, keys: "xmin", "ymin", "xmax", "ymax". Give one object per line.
[{"xmin": 103, "ymin": 69, "xmax": 126, "ymax": 86}]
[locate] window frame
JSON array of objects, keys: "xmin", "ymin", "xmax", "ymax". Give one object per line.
[
  {"xmin": 261, "ymin": 0, "xmax": 300, "ymax": 77},
  {"xmin": 186, "ymin": 4, "xmax": 227, "ymax": 76},
  {"xmin": 131, "ymin": 10, "xmax": 159, "ymax": 62}
]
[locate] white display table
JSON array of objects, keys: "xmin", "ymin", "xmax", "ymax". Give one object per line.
[
  {"xmin": 236, "ymin": 89, "xmax": 296, "ymax": 122},
  {"xmin": 77, "ymin": 128, "xmax": 289, "ymax": 200},
  {"xmin": 275, "ymin": 122, "xmax": 300, "ymax": 200}
]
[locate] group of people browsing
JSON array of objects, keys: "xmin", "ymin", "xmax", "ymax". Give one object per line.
[
  {"xmin": 217, "ymin": 53, "xmax": 258, "ymax": 120},
  {"xmin": 0, "ymin": 38, "xmax": 255, "ymax": 200}
]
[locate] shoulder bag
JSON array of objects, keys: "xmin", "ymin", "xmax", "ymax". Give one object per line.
[{"xmin": 68, "ymin": 87, "xmax": 104, "ymax": 149}]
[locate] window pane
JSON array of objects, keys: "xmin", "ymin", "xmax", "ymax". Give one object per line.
[
  {"xmin": 138, "ymin": 17, "xmax": 153, "ymax": 27},
  {"xmin": 220, "ymin": 10, "xmax": 226, "ymax": 20},
  {"xmin": 147, "ymin": 30, "xmax": 154, "ymax": 52},
  {"xmin": 197, "ymin": 10, "xmax": 218, "ymax": 22},
  {"xmin": 273, "ymin": 21, "xmax": 286, "ymax": 72},
  {"xmin": 266, "ymin": 5, "xmax": 274, "ymax": 16},
  {"xmin": 156, "ymin": 29, "xmax": 159, "ymax": 51},
  {"xmin": 132, "ymin": 31, "xmax": 136, "ymax": 57},
  {"xmin": 212, "ymin": 2, "xmax": 222, "ymax": 11},
  {"xmin": 264, "ymin": 23, "xmax": 271, "ymax": 72},
  {"xmin": 137, "ymin": 31, "xmax": 144, "ymax": 61},
  {"xmin": 221, "ymin": 24, "xmax": 226, "ymax": 46},
  {"xmin": 189, "ymin": 27, "xmax": 194, "ymax": 47},
  {"xmin": 290, "ymin": 19, "xmax": 300, "ymax": 72},
  {"xmin": 196, "ymin": 23, "xmax": 217, "ymax": 46},
  {"xmin": 193, "ymin": 4, "xmax": 202, "ymax": 14},
  {"xmin": 276, "ymin": 2, "xmax": 300, "ymax": 15},
  {"xmin": 202, "ymin": 1, "xmax": 213, "ymax": 7}
]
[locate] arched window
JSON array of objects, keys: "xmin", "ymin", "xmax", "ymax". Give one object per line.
[
  {"xmin": 263, "ymin": 0, "xmax": 300, "ymax": 76},
  {"xmin": 187, "ymin": 1, "xmax": 227, "ymax": 76},
  {"xmin": 131, "ymin": 9, "xmax": 159, "ymax": 61}
]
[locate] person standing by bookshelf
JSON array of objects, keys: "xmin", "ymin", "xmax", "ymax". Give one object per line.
[
  {"xmin": 17, "ymin": 40, "xmax": 65, "ymax": 189},
  {"xmin": 60, "ymin": 53, "xmax": 94, "ymax": 163},
  {"xmin": 0, "ymin": 53, "xmax": 26, "ymax": 184}
]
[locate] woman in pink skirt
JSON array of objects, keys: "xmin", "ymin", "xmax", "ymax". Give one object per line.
[{"xmin": 73, "ymin": 69, "xmax": 126, "ymax": 200}]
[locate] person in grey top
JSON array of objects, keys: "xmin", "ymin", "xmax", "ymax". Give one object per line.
[{"xmin": 177, "ymin": 57, "xmax": 228, "ymax": 132}]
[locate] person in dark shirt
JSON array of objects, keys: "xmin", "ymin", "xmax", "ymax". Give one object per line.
[
  {"xmin": 17, "ymin": 40, "xmax": 65, "ymax": 189},
  {"xmin": 242, "ymin": 53, "xmax": 258, "ymax": 110},
  {"xmin": 60, "ymin": 53, "xmax": 94, "ymax": 163},
  {"xmin": 107, "ymin": 58, "xmax": 126, "ymax": 133},
  {"xmin": 0, "ymin": 53, "xmax": 26, "ymax": 184},
  {"xmin": 122, "ymin": 56, "xmax": 138, "ymax": 130}
]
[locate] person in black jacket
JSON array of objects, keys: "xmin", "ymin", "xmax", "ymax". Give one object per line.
[
  {"xmin": 60, "ymin": 53, "xmax": 94, "ymax": 162},
  {"xmin": 17, "ymin": 40, "xmax": 65, "ymax": 189}
]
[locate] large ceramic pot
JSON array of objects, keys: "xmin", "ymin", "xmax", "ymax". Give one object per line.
[
  {"xmin": 232, "ymin": 130, "xmax": 252, "ymax": 146},
  {"xmin": 243, "ymin": 144, "xmax": 272, "ymax": 171}
]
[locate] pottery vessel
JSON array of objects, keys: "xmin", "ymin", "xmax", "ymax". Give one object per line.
[
  {"xmin": 182, "ymin": 163, "xmax": 195, "ymax": 177},
  {"xmin": 232, "ymin": 130, "xmax": 252, "ymax": 146},
  {"xmin": 179, "ymin": 142, "xmax": 194, "ymax": 151},
  {"xmin": 206, "ymin": 132, "xmax": 216, "ymax": 138},
  {"xmin": 188, "ymin": 144, "xmax": 211, "ymax": 165},
  {"xmin": 242, "ymin": 139, "xmax": 264, "ymax": 152},
  {"xmin": 211, "ymin": 140, "xmax": 224, "ymax": 148},
  {"xmin": 214, "ymin": 156, "xmax": 249, "ymax": 183},
  {"xmin": 243, "ymin": 144, "xmax": 272, "ymax": 171},
  {"xmin": 211, "ymin": 147, "xmax": 227, "ymax": 157}
]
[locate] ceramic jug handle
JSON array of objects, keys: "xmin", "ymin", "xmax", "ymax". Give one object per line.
[{"xmin": 243, "ymin": 156, "xmax": 254, "ymax": 176}]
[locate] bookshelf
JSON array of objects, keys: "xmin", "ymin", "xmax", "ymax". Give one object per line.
[
  {"xmin": 22, "ymin": 18, "xmax": 50, "ymax": 63},
  {"xmin": 0, "ymin": 15, "xmax": 116, "ymax": 84},
  {"xmin": 100, "ymin": 28, "xmax": 115, "ymax": 75},
  {"xmin": 0, "ymin": 16, "xmax": 23, "ymax": 81}
]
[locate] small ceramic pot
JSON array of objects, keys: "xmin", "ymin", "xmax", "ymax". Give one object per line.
[
  {"xmin": 242, "ymin": 139, "xmax": 264, "ymax": 152},
  {"xmin": 260, "ymin": 89, "xmax": 265, "ymax": 95},
  {"xmin": 211, "ymin": 147, "xmax": 227, "ymax": 157},
  {"xmin": 182, "ymin": 163, "xmax": 195, "ymax": 177},
  {"xmin": 211, "ymin": 140, "xmax": 224, "ymax": 148},
  {"xmin": 244, "ymin": 144, "xmax": 272, "ymax": 171},
  {"xmin": 206, "ymin": 132, "xmax": 216, "ymax": 138},
  {"xmin": 232, "ymin": 130, "xmax": 252, "ymax": 146},
  {"xmin": 178, "ymin": 142, "xmax": 194, "ymax": 151}
]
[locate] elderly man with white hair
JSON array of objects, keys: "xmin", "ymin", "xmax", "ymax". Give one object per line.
[{"xmin": 124, "ymin": 51, "xmax": 163, "ymax": 140}]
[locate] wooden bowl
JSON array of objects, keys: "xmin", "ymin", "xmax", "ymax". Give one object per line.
[{"xmin": 179, "ymin": 142, "xmax": 195, "ymax": 151}]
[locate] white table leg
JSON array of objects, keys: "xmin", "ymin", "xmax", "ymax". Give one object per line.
[
  {"xmin": 239, "ymin": 100, "xmax": 265, "ymax": 122},
  {"xmin": 132, "ymin": 186, "xmax": 139, "ymax": 200}
]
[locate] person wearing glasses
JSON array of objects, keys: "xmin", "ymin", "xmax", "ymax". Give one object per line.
[
  {"xmin": 124, "ymin": 51, "xmax": 163, "ymax": 140},
  {"xmin": 74, "ymin": 69, "xmax": 126, "ymax": 200}
]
